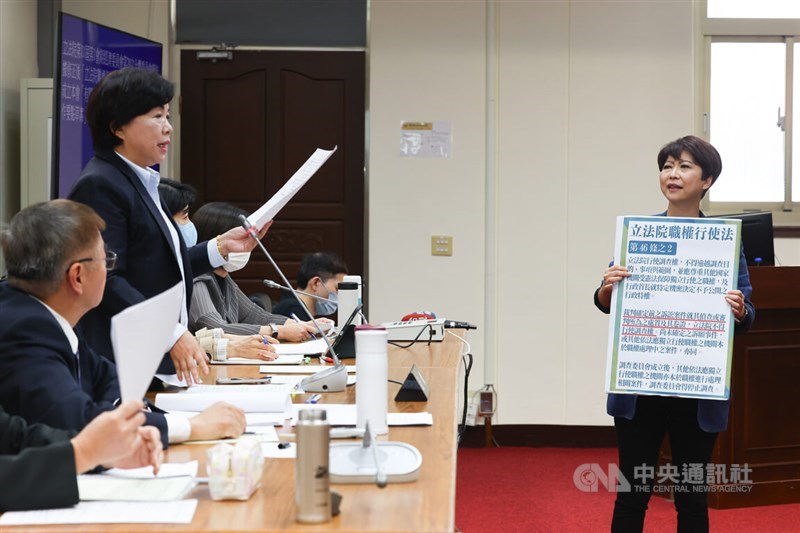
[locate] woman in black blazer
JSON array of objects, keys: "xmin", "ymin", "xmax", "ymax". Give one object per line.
[{"xmin": 69, "ymin": 67, "xmax": 267, "ymax": 385}]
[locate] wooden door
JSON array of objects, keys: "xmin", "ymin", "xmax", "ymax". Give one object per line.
[{"xmin": 180, "ymin": 50, "xmax": 365, "ymax": 301}]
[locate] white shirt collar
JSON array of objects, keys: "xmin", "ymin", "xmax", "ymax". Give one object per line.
[
  {"xmin": 33, "ymin": 298, "xmax": 79, "ymax": 353},
  {"xmin": 115, "ymin": 150, "xmax": 161, "ymax": 197}
]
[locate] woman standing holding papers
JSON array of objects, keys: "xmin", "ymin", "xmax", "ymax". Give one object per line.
[
  {"xmin": 593, "ymin": 136, "xmax": 754, "ymax": 532},
  {"xmin": 69, "ymin": 68, "xmax": 268, "ymax": 385}
]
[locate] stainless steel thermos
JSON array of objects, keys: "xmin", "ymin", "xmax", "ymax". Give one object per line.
[{"xmin": 295, "ymin": 409, "xmax": 331, "ymax": 523}]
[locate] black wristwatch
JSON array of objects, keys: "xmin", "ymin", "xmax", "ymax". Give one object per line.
[{"xmin": 269, "ymin": 323, "xmax": 280, "ymax": 338}]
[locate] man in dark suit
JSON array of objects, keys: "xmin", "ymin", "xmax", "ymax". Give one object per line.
[
  {"xmin": 68, "ymin": 67, "xmax": 268, "ymax": 384},
  {"xmin": 0, "ymin": 200, "xmax": 245, "ymax": 447},
  {"xmin": 1, "ymin": 400, "xmax": 161, "ymax": 512}
]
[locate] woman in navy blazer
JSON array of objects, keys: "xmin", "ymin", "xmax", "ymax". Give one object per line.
[
  {"xmin": 593, "ymin": 136, "xmax": 754, "ymax": 532},
  {"xmin": 69, "ymin": 68, "xmax": 267, "ymax": 384}
]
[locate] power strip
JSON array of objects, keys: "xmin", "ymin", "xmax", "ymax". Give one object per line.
[{"xmin": 381, "ymin": 319, "xmax": 446, "ymax": 342}]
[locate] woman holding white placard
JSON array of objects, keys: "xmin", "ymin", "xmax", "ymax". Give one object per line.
[{"xmin": 593, "ymin": 136, "xmax": 754, "ymax": 532}]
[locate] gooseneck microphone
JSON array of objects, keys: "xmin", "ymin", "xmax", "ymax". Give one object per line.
[
  {"xmin": 238, "ymin": 215, "xmax": 347, "ymax": 393},
  {"xmin": 262, "ymin": 279, "xmax": 336, "ymax": 304}
]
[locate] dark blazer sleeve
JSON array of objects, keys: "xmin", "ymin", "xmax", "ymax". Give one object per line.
[
  {"xmin": 0, "ymin": 407, "xmax": 79, "ymax": 511},
  {"xmin": 593, "ymin": 259, "xmax": 614, "ymax": 314},
  {"xmin": 734, "ymin": 245, "xmax": 755, "ymax": 333}
]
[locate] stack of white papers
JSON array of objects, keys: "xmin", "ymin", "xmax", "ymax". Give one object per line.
[
  {"xmin": 103, "ymin": 461, "xmax": 198, "ymax": 479},
  {"xmin": 259, "ymin": 364, "xmax": 356, "ymax": 374},
  {"xmin": 0, "ymin": 501, "xmax": 198, "ymax": 525},
  {"xmin": 186, "ymin": 383, "xmax": 297, "ymax": 395},
  {"xmin": 290, "ymin": 404, "xmax": 433, "ymax": 426},
  {"xmin": 155, "ymin": 390, "xmax": 291, "ymax": 413},
  {"xmin": 78, "ymin": 476, "xmax": 196, "ymax": 502},
  {"xmin": 78, "ymin": 461, "xmax": 199, "ymax": 502},
  {"xmin": 211, "ymin": 354, "xmax": 306, "ymax": 366},
  {"xmin": 273, "ymin": 338, "xmax": 331, "ymax": 356}
]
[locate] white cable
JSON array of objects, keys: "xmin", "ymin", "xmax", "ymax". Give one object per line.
[{"xmin": 446, "ymin": 330, "xmax": 471, "ymax": 356}]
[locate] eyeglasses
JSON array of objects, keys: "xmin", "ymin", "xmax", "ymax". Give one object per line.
[{"xmin": 67, "ymin": 250, "xmax": 118, "ymax": 272}]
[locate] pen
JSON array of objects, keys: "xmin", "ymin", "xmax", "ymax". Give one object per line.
[
  {"xmin": 306, "ymin": 393, "xmax": 322, "ymax": 404},
  {"xmin": 278, "ymin": 442, "xmax": 291, "ymax": 449},
  {"xmin": 292, "ymin": 313, "xmax": 318, "ymax": 339}
]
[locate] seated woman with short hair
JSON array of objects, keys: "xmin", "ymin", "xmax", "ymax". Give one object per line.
[{"xmin": 189, "ymin": 202, "xmax": 319, "ymax": 342}]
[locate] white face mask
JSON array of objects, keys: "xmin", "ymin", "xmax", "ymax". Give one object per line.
[
  {"xmin": 223, "ymin": 252, "xmax": 251, "ymax": 273},
  {"xmin": 177, "ymin": 220, "xmax": 198, "ymax": 247},
  {"xmin": 314, "ymin": 279, "xmax": 338, "ymax": 316}
]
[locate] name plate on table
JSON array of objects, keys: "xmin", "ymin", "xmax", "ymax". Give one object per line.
[{"xmin": 395, "ymin": 364, "xmax": 429, "ymax": 402}]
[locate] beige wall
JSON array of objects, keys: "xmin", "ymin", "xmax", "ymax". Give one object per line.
[
  {"xmin": 369, "ymin": 0, "xmax": 697, "ymax": 426},
  {"xmin": 0, "ymin": 0, "xmax": 38, "ymax": 231}
]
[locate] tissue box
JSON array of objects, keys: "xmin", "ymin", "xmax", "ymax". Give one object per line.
[{"xmin": 207, "ymin": 438, "xmax": 264, "ymax": 500}]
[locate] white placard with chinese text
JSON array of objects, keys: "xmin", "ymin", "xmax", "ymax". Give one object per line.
[
  {"xmin": 605, "ymin": 216, "xmax": 741, "ymax": 400},
  {"xmin": 399, "ymin": 121, "xmax": 451, "ymax": 158}
]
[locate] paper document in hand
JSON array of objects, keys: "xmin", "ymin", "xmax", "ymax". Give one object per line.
[
  {"xmin": 112, "ymin": 283, "xmax": 184, "ymax": 402},
  {"xmin": 155, "ymin": 391, "xmax": 292, "ymax": 413},
  {"xmin": 247, "ymin": 146, "xmax": 337, "ymax": 230}
]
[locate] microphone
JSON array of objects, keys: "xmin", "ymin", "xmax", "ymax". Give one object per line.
[
  {"xmin": 238, "ymin": 215, "xmax": 347, "ymax": 393},
  {"xmin": 262, "ymin": 279, "xmax": 335, "ymax": 304},
  {"xmin": 443, "ymin": 320, "xmax": 477, "ymax": 330}
]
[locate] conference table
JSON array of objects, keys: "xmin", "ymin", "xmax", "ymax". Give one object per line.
[{"xmin": 3, "ymin": 333, "xmax": 466, "ymax": 532}]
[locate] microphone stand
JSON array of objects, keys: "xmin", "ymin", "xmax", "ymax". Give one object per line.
[
  {"xmin": 239, "ymin": 215, "xmax": 347, "ymax": 392},
  {"xmin": 364, "ymin": 421, "xmax": 387, "ymax": 488}
]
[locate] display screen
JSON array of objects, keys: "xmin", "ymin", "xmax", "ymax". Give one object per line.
[{"xmin": 54, "ymin": 12, "xmax": 162, "ymax": 198}]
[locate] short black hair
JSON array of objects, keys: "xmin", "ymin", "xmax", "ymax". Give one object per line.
[
  {"xmin": 657, "ymin": 136, "xmax": 722, "ymax": 197},
  {"xmin": 86, "ymin": 67, "xmax": 174, "ymax": 150},
  {"xmin": 158, "ymin": 178, "xmax": 197, "ymax": 217},
  {"xmin": 297, "ymin": 252, "xmax": 349, "ymax": 289},
  {"xmin": 193, "ymin": 202, "xmax": 250, "ymax": 242}
]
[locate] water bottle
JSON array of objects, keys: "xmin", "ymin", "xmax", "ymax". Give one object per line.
[
  {"xmin": 295, "ymin": 409, "xmax": 331, "ymax": 523},
  {"xmin": 337, "ymin": 281, "xmax": 359, "ymax": 328},
  {"xmin": 343, "ymin": 275, "xmax": 363, "ymax": 325},
  {"xmin": 355, "ymin": 325, "xmax": 389, "ymax": 435}
]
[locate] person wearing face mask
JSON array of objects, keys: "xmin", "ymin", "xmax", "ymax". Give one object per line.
[
  {"xmin": 159, "ymin": 181, "xmax": 275, "ymax": 360},
  {"xmin": 158, "ymin": 178, "xmax": 199, "ymax": 247},
  {"xmin": 189, "ymin": 202, "xmax": 321, "ymax": 343},
  {"xmin": 272, "ymin": 252, "xmax": 349, "ymax": 321}
]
